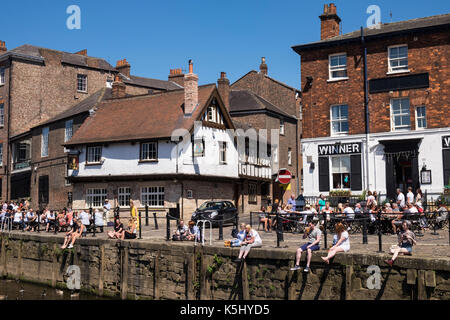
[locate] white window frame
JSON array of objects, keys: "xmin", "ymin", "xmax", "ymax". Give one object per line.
[
  {"xmin": 280, "ymin": 119, "xmax": 285, "ymax": 135},
  {"xmin": 77, "ymin": 74, "xmax": 88, "ymax": 93},
  {"xmin": 330, "ymin": 155, "xmax": 351, "ymax": 190},
  {"xmin": 0, "ymin": 68, "xmax": 5, "ymax": 86},
  {"xmin": 0, "ymin": 144, "xmax": 3, "ymax": 167},
  {"xmin": 390, "ymin": 98, "xmax": 411, "ymax": 131},
  {"xmin": 41, "ymin": 127, "xmax": 49, "ymax": 157},
  {"xmin": 219, "ymin": 141, "xmax": 227, "ymax": 165},
  {"xmin": 86, "ymin": 146, "xmax": 102, "ymax": 164},
  {"xmin": 388, "ymin": 45, "xmax": 409, "ymax": 74},
  {"xmin": 328, "ymin": 53, "xmax": 348, "ymax": 81},
  {"xmin": 415, "ymin": 105, "xmax": 427, "ymax": 130},
  {"xmin": 0, "ymin": 103, "xmax": 4, "ymax": 127},
  {"xmin": 288, "ymin": 148, "xmax": 292, "ymax": 166},
  {"xmin": 118, "ymin": 187, "xmax": 131, "ymax": 207},
  {"xmin": 65, "ymin": 119, "xmax": 73, "ymax": 143},
  {"xmin": 86, "ymin": 188, "xmax": 107, "ymax": 208},
  {"xmin": 330, "ymin": 104, "xmax": 349, "ymax": 136},
  {"xmin": 141, "ymin": 187, "xmax": 165, "ymax": 208},
  {"xmin": 140, "ymin": 142, "xmax": 158, "ymax": 161}
]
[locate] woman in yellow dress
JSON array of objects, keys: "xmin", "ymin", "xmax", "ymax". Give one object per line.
[{"xmin": 130, "ymin": 200, "xmax": 140, "ymax": 231}]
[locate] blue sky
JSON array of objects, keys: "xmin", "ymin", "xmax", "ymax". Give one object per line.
[{"xmin": 1, "ymin": 0, "xmax": 449, "ymax": 89}]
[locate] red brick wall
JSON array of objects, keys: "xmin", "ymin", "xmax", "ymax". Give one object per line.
[{"xmin": 300, "ymin": 29, "xmax": 450, "ymax": 139}]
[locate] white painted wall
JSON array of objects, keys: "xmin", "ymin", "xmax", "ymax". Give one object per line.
[{"xmin": 301, "ymin": 128, "xmax": 450, "ymax": 198}]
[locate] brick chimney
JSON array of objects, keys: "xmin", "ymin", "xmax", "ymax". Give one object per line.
[
  {"xmin": 116, "ymin": 59, "xmax": 131, "ymax": 78},
  {"xmin": 112, "ymin": 74, "xmax": 126, "ymax": 99},
  {"xmin": 75, "ymin": 49, "xmax": 87, "ymax": 56},
  {"xmin": 320, "ymin": 3, "xmax": 341, "ymax": 40},
  {"xmin": 0, "ymin": 41, "xmax": 7, "ymax": 53},
  {"xmin": 168, "ymin": 68, "xmax": 185, "ymax": 87},
  {"xmin": 259, "ymin": 57, "xmax": 268, "ymax": 75},
  {"xmin": 184, "ymin": 60, "xmax": 198, "ymax": 116},
  {"xmin": 217, "ymin": 72, "xmax": 230, "ymax": 110}
]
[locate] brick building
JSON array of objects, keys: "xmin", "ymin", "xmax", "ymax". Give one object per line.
[
  {"xmin": 221, "ymin": 58, "xmax": 301, "ymax": 207},
  {"xmin": 292, "ymin": 4, "xmax": 450, "ymax": 199},
  {"xmin": 0, "ymin": 42, "xmax": 183, "ymax": 204}
]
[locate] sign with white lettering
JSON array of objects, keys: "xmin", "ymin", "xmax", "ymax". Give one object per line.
[
  {"xmin": 442, "ymin": 136, "xmax": 450, "ymax": 149},
  {"xmin": 318, "ymin": 143, "xmax": 361, "ymax": 156}
]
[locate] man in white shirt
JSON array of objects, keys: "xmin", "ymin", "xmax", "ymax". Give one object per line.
[
  {"xmin": 343, "ymin": 203, "xmax": 355, "ymax": 220},
  {"xmin": 406, "ymin": 187, "xmax": 414, "ymax": 205},
  {"xmin": 103, "ymin": 199, "xmax": 111, "ymax": 223},
  {"xmin": 79, "ymin": 210, "xmax": 90, "ymax": 234},
  {"xmin": 396, "ymin": 189, "xmax": 406, "ymax": 209}
]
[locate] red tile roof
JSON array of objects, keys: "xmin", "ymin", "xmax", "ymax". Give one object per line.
[{"xmin": 65, "ymin": 84, "xmax": 217, "ymax": 146}]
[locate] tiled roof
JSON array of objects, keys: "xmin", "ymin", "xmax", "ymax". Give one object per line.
[
  {"xmin": 65, "ymin": 85, "xmax": 217, "ymax": 146},
  {"xmin": 229, "ymin": 90, "xmax": 297, "ymax": 120},
  {"xmin": 292, "ymin": 13, "xmax": 450, "ymax": 52}
]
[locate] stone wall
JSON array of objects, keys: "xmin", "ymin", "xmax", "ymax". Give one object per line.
[{"xmin": 0, "ymin": 233, "xmax": 449, "ymax": 300}]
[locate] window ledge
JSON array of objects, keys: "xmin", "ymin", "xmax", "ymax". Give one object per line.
[
  {"xmin": 327, "ymin": 77, "xmax": 349, "ymax": 83},
  {"xmin": 331, "ymin": 133, "xmax": 349, "ymax": 137},
  {"xmin": 77, "ymin": 90, "xmax": 88, "ymax": 94},
  {"xmin": 386, "ymin": 70, "xmax": 410, "ymax": 75},
  {"xmin": 138, "ymin": 159, "xmax": 158, "ymax": 164},
  {"xmin": 85, "ymin": 162, "xmax": 102, "ymax": 166}
]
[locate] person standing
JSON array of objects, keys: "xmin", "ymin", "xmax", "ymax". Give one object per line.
[
  {"xmin": 317, "ymin": 194, "xmax": 326, "ymax": 212},
  {"xmin": 397, "ymin": 189, "xmax": 406, "ymax": 209},
  {"xmin": 287, "ymin": 195, "xmax": 296, "ymax": 212},
  {"xmin": 103, "ymin": 199, "xmax": 111, "ymax": 224},
  {"xmin": 290, "ymin": 221, "xmax": 321, "ymax": 273},
  {"xmin": 130, "ymin": 200, "xmax": 140, "ymax": 231},
  {"xmin": 406, "ymin": 187, "xmax": 414, "ymax": 206}
]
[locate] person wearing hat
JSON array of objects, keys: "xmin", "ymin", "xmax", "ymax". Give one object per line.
[{"xmin": 103, "ymin": 199, "xmax": 111, "ymax": 223}]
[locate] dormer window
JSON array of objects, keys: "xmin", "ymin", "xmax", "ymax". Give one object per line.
[{"xmin": 202, "ymin": 99, "xmax": 224, "ymax": 125}]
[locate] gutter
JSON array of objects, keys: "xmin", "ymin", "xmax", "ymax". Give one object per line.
[
  {"xmin": 362, "ymin": 27, "xmax": 371, "ymax": 191},
  {"xmin": 6, "ymin": 56, "xmax": 12, "ymax": 199}
]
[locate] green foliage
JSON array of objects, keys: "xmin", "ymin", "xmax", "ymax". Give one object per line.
[
  {"xmin": 358, "ymin": 190, "xmax": 367, "ymax": 201},
  {"xmin": 329, "ymin": 190, "xmax": 352, "ymax": 197}
]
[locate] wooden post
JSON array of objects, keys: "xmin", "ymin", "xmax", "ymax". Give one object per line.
[
  {"xmin": 1, "ymin": 237, "xmax": 7, "ymax": 277},
  {"xmin": 51, "ymin": 243, "xmax": 58, "ymax": 287},
  {"xmin": 241, "ymin": 261, "xmax": 250, "ymax": 300},
  {"xmin": 121, "ymin": 246, "xmax": 129, "ymax": 300},
  {"xmin": 417, "ymin": 270, "xmax": 427, "ymax": 300},
  {"xmin": 200, "ymin": 253, "xmax": 208, "ymax": 300},
  {"xmin": 18, "ymin": 240, "xmax": 23, "ymax": 279},
  {"xmin": 186, "ymin": 254, "xmax": 195, "ymax": 300},
  {"xmin": 345, "ymin": 265, "xmax": 353, "ymax": 300},
  {"xmin": 153, "ymin": 251, "xmax": 160, "ymax": 300}
]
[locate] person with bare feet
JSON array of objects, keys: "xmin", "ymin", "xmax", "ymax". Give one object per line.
[
  {"xmin": 385, "ymin": 220, "xmax": 416, "ymax": 266},
  {"xmin": 290, "ymin": 221, "xmax": 321, "ymax": 273},
  {"xmin": 321, "ymin": 222, "xmax": 350, "ymax": 264}
]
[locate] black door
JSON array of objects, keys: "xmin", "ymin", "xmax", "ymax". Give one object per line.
[{"xmin": 38, "ymin": 176, "xmax": 49, "ymax": 210}]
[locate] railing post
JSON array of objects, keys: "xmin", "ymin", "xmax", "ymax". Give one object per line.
[
  {"xmin": 166, "ymin": 212, "xmax": 170, "ymax": 241},
  {"xmin": 430, "ymin": 212, "xmax": 439, "ymax": 236},
  {"xmin": 145, "ymin": 205, "xmax": 149, "ymax": 227},
  {"xmin": 218, "ymin": 215, "xmax": 223, "ymax": 241},
  {"xmin": 22, "ymin": 211, "xmax": 25, "ymax": 232},
  {"xmin": 235, "ymin": 214, "xmax": 239, "ymax": 230},
  {"xmin": 276, "ymin": 213, "xmax": 282, "ymax": 248},
  {"xmin": 37, "ymin": 211, "xmax": 40, "ymax": 233},
  {"xmin": 323, "ymin": 213, "xmax": 328, "ymax": 249},
  {"xmin": 54, "ymin": 211, "xmax": 57, "ymax": 234},
  {"xmin": 362, "ymin": 217, "xmax": 368, "ymax": 245},
  {"xmin": 250, "ymin": 211, "xmax": 253, "ymax": 228},
  {"xmin": 448, "ymin": 211, "xmax": 450, "ymax": 246},
  {"xmin": 153, "ymin": 212, "xmax": 159, "ymax": 230},
  {"xmin": 90, "ymin": 207, "xmax": 95, "ymax": 237},
  {"xmin": 138, "ymin": 210, "xmax": 142, "ymax": 239},
  {"xmin": 377, "ymin": 210, "xmax": 383, "ymax": 252}
]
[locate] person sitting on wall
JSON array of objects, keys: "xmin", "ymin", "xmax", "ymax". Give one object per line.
[
  {"xmin": 57, "ymin": 211, "xmax": 69, "ymax": 232},
  {"xmin": 121, "ymin": 217, "xmax": 137, "ymax": 240},
  {"xmin": 45, "ymin": 210, "xmax": 56, "ymax": 232},
  {"xmin": 172, "ymin": 220, "xmax": 188, "ymax": 241},
  {"xmin": 290, "ymin": 221, "xmax": 322, "ymax": 273},
  {"xmin": 385, "ymin": 220, "xmax": 416, "ymax": 266},
  {"xmin": 13, "ymin": 209, "xmax": 25, "ymax": 230},
  {"xmin": 321, "ymin": 222, "xmax": 350, "ymax": 264},
  {"xmin": 61, "ymin": 218, "xmax": 85, "ymax": 249},
  {"xmin": 93, "ymin": 209, "xmax": 104, "ymax": 233},
  {"xmin": 25, "ymin": 208, "xmax": 38, "ymax": 232},
  {"xmin": 227, "ymin": 223, "xmax": 246, "ymax": 247},
  {"xmin": 233, "ymin": 225, "xmax": 262, "ymax": 263},
  {"xmin": 78, "ymin": 209, "xmax": 90, "ymax": 236},
  {"xmin": 186, "ymin": 220, "xmax": 201, "ymax": 242},
  {"xmin": 108, "ymin": 218, "xmax": 124, "ymax": 239}
]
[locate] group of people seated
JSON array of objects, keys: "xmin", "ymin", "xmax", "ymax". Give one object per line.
[
  {"xmin": 172, "ymin": 220, "xmax": 201, "ymax": 241},
  {"xmin": 107, "ymin": 217, "xmax": 137, "ymax": 240}
]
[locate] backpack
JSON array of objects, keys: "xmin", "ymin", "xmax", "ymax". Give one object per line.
[{"xmin": 231, "ymin": 228, "xmax": 238, "ymax": 238}]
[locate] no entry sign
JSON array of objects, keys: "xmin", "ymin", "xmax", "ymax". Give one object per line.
[{"xmin": 278, "ymin": 169, "xmax": 292, "ymax": 184}]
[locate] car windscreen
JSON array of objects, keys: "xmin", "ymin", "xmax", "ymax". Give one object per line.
[{"xmin": 198, "ymin": 202, "xmax": 223, "ymax": 211}]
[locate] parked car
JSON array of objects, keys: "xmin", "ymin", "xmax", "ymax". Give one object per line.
[{"xmin": 191, "ymin": 201, "xmax": 238, "ymax": 227}]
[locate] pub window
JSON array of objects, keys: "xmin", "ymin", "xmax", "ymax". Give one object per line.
[
  {"xmin": 140, "ymin": 142, "xmax": 158, "ymax": 161},
  {"xmin": 86, "ymin": 146, "xmax": 102, "ymax": 164},
  {"xmin": 248, "ymin": 183, "xmax": 257, "ymax": 204},
  {"xmin": 416, "ymin": 106, "xmax": 427, "ymax": 130},
  {"xmin": 86, "ymin": 188, "xmax": 107, "ymax": 208},
  {"xmin": 329, "ymin": 53, "xmax": 348, "ymax": 80},
  {"xmin": 331, "ymin": 156, "xmax": 351, "ymax": 189},
  {"xmin": 388, "ymin": 45, "xmax": 408, "ymax": 73},
  {"xmin": 141, "ymin": 187, "xmax": 164, "ymax": 207},
  {"xmin": 77, "ymin": 74, "xmax": 87, "ymax": 92},
  {"xmin": 118, "ymin": 187, "xmax": 131, "ymax": 207},
  {"xmin": 391, "ymin": 98, "xmax": 411, "ymax": 131},
  {"xmin": 331, "ymin": 105, "xmax": 349, "ymax": 136}
]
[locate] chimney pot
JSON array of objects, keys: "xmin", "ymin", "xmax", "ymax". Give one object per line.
[
  {"xmin": 0, "ymin": 41, "xmax": 7, "ymax": 52},
  {"xmin": 320, "ymin": 3, "xmax": 341, "ymax": 40},
  {"xmin": 260, "ymin": 57, "xmax": 268, "ymax": 75},
  {"xmin": 184, "ymin": 60, "xmax": 198, "ymax": 116},
  {"xmin": 218, "ymin": 72, "xmax": 230, "ymax": 111},
  {"xmin": 112, "ymin": 75, "xmax": 126, "ymax": 98},
  {"xmin": 116, "ymin": 59, "xmax": 131, "ymax": 78}
]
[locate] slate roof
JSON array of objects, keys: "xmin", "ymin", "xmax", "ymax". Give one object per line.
[
  {"xmin": 292, "ymin": 13, "xmax": 450, "ymax": 52},
  {"xmin": 229, "ymin": 90, "xmax": 297, "ymax": 120},
  {"xmin": 0, "ymin": 44, "xmax": 115, "ymax": 71},
  {"xmin": 32, "ymin": 88, "xmax": 112, "ymax": 129},
  {"xmin": 121, "ymin": 74, "xmax": 182, "ymax": 91},
  {"xmin": 65, "ymin": 84, "xmax": 220, "ymax": 146}
]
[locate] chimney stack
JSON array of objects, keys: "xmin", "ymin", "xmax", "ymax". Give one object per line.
[
  {"xmin": 259, "ymin": 57, "xmax": 268, "ymax": 75},
  {"xmin": 75, "ymin": 49, "xmax": 87, "ymax": 56},
  {"xmin": 112, "ymin": 74, "xmax": 126, "ymax": 99},
  {"xmin": 184, "ymin": 60, "xmax": 198, "ymax": 116},
  {"xmin": 217, "ymin": 72, "xmax": 230, "ymax": 111},
  {"xmin": 0, "ymin": 41, "xmax": 7, "ymax": 53},
  {"xmin": 168, "ymin": 68, "xmax": 185, "ymax": 87},
  {"xmin": 116, "ymin": 59, "xmax": 131, "ymax": 78},
  {"xmin": 320, "ymin": 3, "xmax": 341, "ymax": 40}
]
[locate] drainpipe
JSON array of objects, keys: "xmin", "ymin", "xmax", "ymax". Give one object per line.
[
  {"xmin": 295, "ymin": 114, "xmax": 300, "ymax": 196},
  {"xmin": 6, "ymin": 57, "xmax": 12, "ymax": 200},
  {"xmin": 362, "ymin": 27, "xmax": 370, "ymax": 192}
]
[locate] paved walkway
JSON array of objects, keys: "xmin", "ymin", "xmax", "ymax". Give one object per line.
[{"xmin": 4, "ymin": 214, "xmax": 449, "ymax": 259}]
